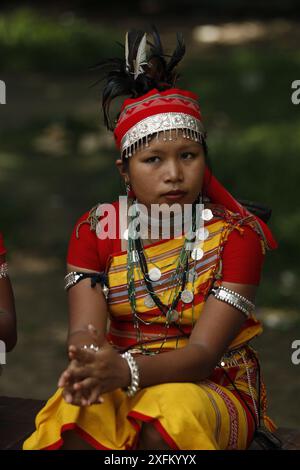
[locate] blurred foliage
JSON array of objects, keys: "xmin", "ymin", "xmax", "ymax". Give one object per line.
[
  {"xmin": 0, "ymin": 117, "xmax": 119, "ymax": 260},
  {"xmin": 0, "ymin": 8, "xmax": 122, "ymax": 73}
]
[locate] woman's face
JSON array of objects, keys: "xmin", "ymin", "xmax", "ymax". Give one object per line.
[{"xmin": 116, "ymin": 130, "xmax": 206, "ymax": 211}]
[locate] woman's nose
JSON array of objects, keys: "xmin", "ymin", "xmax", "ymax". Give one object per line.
[{"xmin": 164, "ymin": 160, "xmax": 183, "ymax": 182}]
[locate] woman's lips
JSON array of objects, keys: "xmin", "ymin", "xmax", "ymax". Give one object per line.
[{"xmin": 162, "ymin": 191, "xmax": 187, "ymax": 200}]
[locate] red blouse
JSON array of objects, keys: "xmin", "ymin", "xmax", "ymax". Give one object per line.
[
  {"xmin": 0, "ymin": 232, "xmax": 7, "ymax": 256},
  {"xmin": 67, "ymin": 204, "xmax": 265, "ymax": 286}
]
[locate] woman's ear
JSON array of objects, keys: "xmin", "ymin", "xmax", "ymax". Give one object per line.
[{"xmin": 115, "ymin": 159, "xmax": 129, "ymax": 182}]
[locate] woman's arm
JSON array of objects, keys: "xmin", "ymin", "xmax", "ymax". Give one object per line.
[
  {"xmin": 66, "ymin": 263, "xmax": 110, "ymax": 350},
  {"xmin": 58, "ymin": 263, "xmax": 111, "ymax": 404},
  {"xmin": 60, "ymin": 280, "xmax": 257, "ymax": 404},
  {"xmin": 134, "ymin": 281, "xmax": 256, "ymax": 387},
  {"xmin": 0, "ymin": 255, "xmax": 17, "ymax": 352}
]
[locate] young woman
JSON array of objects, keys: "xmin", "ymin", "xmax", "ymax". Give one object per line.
[
  {"xmin": 23, "ymin": 29, "xmax": 278, "ymax": 450},
  {"xmin": 0, "ymin": 232, "xmax": 17, "ymax": 354}
]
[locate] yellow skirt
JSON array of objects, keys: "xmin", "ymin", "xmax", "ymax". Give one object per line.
[{"xmin": 23, "ymin": 379, "xmax": 257, "ymax": 450}]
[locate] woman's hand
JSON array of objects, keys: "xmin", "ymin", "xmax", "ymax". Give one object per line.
[
  {"xmin": 59, "ymin": 323, "xmax": 103, "ymax": 406},
  {"xmin": 58, "ymin": 357, "xmax": 89, "ymax": 407},
  {"xmin": 58, "ymin": 344, "xmax": 131, "ymax": 406}
]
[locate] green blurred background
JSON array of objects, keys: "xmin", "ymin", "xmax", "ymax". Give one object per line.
[{"xmin": 0, "ymin": 1, "xmax": 299, "ymax": 427}]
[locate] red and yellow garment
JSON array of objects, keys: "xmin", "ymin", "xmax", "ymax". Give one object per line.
[{"xmin": 23, "ymin": 202, "xmax": 276, "ymax": 450}]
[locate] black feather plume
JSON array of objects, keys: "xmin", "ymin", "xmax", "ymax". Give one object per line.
[
  {"xmin": 90, "ymin": 27, "xmax": 186, "ymax": 131},
  {"xmin": 166, "ymin": 32, "xmax": 185, "ymax": 75}
]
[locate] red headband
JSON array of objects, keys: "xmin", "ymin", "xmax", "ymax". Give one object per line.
[{"xmin": 114, "ymin": 88, "xmax": 204, "ymax": 154}]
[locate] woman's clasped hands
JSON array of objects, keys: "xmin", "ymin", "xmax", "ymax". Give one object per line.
[{"xmin": 57, "ymin": 325, "xmax": 131, "ymax": 406}]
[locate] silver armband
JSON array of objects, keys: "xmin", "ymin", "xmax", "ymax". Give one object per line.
[
  {"xmin": 209, "ymin": 285, "xmax": 255, "ymax": 318},
  {"xmin": 121, "ymin": 351, "xmax": 140, "ymax": 397},
  {"xmin": 0, "ymin": 262, "xmax": 8, "ymax": 279},
  {"xmin": 65, "ymin": 272, "xmax": 84, "ymax": 290},
  {"xmin": 64, "ymin": 271, "xmax": 109, "ymax": 298}
]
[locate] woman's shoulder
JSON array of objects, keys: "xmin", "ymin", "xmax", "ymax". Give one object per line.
[
  {"xmin": 207, "ymin": 201, "xmax": 263, "ymax": 231},
  {"xmin": 205, "ymin": 201, "xmax": 268, "ymax": 255},
  {"xmin": 73, "ymin": 200, "xmax": 120, "ymax": 239},
  {"xmin": 202, "ymin": 202, "xmax": 242, "ymax": 230},
  {"xmin": 67, "ymin": 200, "xmax": 120, "ymax": 271},
  {"xmin": 202, "ymin": 204, "xmax": 266, "ymax": 285},
  {"xmin": 206, "ymin": 201, "xmax": 243, "ymax": 222}
]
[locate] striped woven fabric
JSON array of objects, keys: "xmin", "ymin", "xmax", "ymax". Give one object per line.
[{"xmin": 106, "ymin": 205, "xmax": 263, "ymax": 353}]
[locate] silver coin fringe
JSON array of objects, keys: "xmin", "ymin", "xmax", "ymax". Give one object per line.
[{"xmin": 121, "ymin": 112, "xmax": 206, "ymax": 158}]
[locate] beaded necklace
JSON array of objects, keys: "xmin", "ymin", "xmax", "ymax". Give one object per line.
[{"xmin": 126, "ymin": 198, "xmax": 203, "ymax": 355}]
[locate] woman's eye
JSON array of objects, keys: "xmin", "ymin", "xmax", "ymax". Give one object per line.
[
  {"xmin": 181, "ymin": 152, "xmax": 196, "ymax": 159},
  {"xmin": 145, "ymin": 156, "xmax": 160, "ymax": 163}
]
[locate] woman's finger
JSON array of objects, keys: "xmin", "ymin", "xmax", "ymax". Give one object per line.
[
  {"xmin": 71, "ymin": 376, "xmax": 105, "ymax": 406},
  {"xmin": 63, "ymin": 384, "xmax": 88, "ymax": 406},
  {"xmin": 66, "ymin": 363, "xmax": 94, "ymax": 383},
  {"xmin": 66, "ymin": 393, "xmax": 83, "ymax": 406},
  {"xmin": 68, "ymin": 345, "xmax": 96, "ymax": 364},
  {"xmin": 85, "ymin": 386, "xmax": 104, "ymax": 406},
  {"xmin": 63, "ymin": 387, "xmax": 74, "ymax": 404},
  {"xmin": 73, "ymin": 377, "xmax": 98, "ymax": 392},
  {"xmin": 58, "ymin": 370, "xmax": 72, "ymax": 388}
]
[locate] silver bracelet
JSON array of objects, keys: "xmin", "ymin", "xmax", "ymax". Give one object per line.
[
  {"xmin": 0, "ymin": 262, "xmax": 8, "ymax": 279},
  {"xmin": 81, "ymin": 343, "xmax": 100, "ymax": 352},
  {"xmin": 121, "ymin": 351, "xmax": 140, "ymax": 397},
  {"xmin": 209, "ymin": 285, "xmax": 255, "ymax": 318}
]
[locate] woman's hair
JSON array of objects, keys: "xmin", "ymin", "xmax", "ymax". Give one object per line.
[{"xmin": 90, "ymin": 26, "xmax": 186, "ymax": 131}]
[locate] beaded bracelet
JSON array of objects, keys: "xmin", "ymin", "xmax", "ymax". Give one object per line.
[
  {"xmin": 209, "ymin": 285, "xmax": 255, "ymax": 318},
  {"xmin": 0, "ymin": 262, "xmax": 8, "ymax": 279},
  {"xmin": 121, "ymin": 351, "xmax": 140, "ymax": 397}
]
